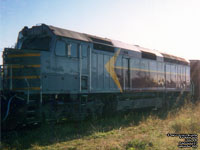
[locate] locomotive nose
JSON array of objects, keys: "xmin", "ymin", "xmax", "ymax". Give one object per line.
[{"xmin": 3, "ymin": 48, "xmax": 41, "ymax": 92}]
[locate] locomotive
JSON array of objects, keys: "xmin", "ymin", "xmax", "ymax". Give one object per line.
[{"xmin": 1, "ymin": 24, "xmax": 191, "ymax": 129}]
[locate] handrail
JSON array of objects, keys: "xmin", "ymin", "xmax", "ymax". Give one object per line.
[
  {"xmin": 3, "ymin": 95, "xmax": 16, "ymax": 121},
  {"xmin": 0, "ymin": 65, "xmax": 2, "ymax": 90},
  {"xmin": 10, "ymin": 64, "xmax": 12, "ymax": 90},
  {"xmin": 40, "ymin": 85, "xmax": 43, "ymax": 104},
  {"xmin": 25, "ymin": 78, "xmax": 30, "ymax": 104}
]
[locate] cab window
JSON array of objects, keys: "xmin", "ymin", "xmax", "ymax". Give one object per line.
[
  {"xmin": 55, "ymin": 40, "xmax": 67, "ymax": 56},
  {"xmin": 21, "ymin": 36, "xmax": 51, "ymax": 51},
  {"xmin": 55, "ymin": 40, "xmax": 72, "ymax": 57}
]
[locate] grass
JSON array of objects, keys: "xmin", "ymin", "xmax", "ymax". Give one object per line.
[{"xmin": 1, "ymin": 99, "xmax": 200, "ymax": 150}]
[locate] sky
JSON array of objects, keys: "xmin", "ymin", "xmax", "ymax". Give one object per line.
[{"xmin": 0, "ymin": 0, "xmax": 200, "ymax": 64}]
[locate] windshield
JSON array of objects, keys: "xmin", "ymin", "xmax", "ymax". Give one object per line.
[{"xmin": 21, "ymin": 36, "xmax": 51, "ymax": 51}]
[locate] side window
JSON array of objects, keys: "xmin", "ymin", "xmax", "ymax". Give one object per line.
[
  {"xmin": 71, "ymin": 42, "xmax": 78, "ymax": 57},
  {"xmin": 55, "ymin": 40, "xmax": 67, "ymax": 56}
]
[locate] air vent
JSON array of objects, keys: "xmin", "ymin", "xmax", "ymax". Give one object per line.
[
  {"xmin": 161, "ymin": 53, "xmax": 188, "ymax": 65},
  {"xmin": 163, "ymin": 57, "xmax": 188, "ymax": 65},
  {"xmin": 90, "ymin": 37, "xmax": 113, "ymax": 46},
  {"xmin": 93, "ymin": 43, "xmax": 114, "ymax": 52},
  {"xmin": 141, "ymin": 51, "xmax": 156, "ymax": 60}
]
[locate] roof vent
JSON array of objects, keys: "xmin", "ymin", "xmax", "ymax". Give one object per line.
[
  {"xmin": 141, "ymin": 51, "xmax": 156, "ymax": 60},
  {"xmin": 93, "ymin": 43, "xmax": 114, "ymax": 52},
  {"xmin": 90, "ymin": 37, "xmax": 113, "ymax": 46}
]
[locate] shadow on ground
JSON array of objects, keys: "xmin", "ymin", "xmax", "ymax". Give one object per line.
[{"xmin": 1, "ymin": 104, "xmax": 182, "ymax": 150}]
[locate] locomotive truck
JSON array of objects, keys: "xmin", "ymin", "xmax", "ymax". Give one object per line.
[{"xmin": 1, "ymin": 24, "xmax": 191, "ymax": 129}]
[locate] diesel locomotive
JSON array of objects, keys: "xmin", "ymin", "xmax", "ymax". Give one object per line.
[{"xmin": 1, "ymin": 24, "xmax": 191, "ymax": 129}]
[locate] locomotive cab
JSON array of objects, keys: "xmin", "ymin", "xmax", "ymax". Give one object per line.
[
  {"xmin": 2, "ymin": 24, "xmax": 90, "ymax": 94},
  {"xmin": 2, "ymin": 25, "xmax": 52, "ymax": 94}
]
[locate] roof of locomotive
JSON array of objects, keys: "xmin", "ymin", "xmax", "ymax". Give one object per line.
[
  {"xmin": 25, "ymin": 24, "xmax": 190, "ymax": 65},
  {"xmin": 49, "ymin": 25, "xmax": 91, "ymax": 42}
]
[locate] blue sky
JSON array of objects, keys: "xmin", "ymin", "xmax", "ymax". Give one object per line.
[{"xmin": 1, "ymin": 0, "xmax": 200, "ymax": 64}]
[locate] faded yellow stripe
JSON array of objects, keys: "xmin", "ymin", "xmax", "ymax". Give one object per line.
[
  {"xmin": 115, "ymin": 66, "xmax": 161, "ymax": 73},
  {"xmin": 13, "ymin": 87, "xmax": 40, "ymax": 91},
  {"xmin": 8, "ymin": 64, "xmax": 40, "ymax": 69},
  {"xmin": 7, "ymin": 53, "xmax": 40, "ymax": 58},
  {"xmin": 115, "ymin": 66, "xmax": 187, "ymax": 76},
  {"xmin": 7, "ymin": 76, "xmax": 40, "ymax": 79}
]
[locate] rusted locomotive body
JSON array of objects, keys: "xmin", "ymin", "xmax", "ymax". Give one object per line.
[
  {"xmin": 1, "ymin": 24, "xmax": 191, "ymax": 129},
  {"xmin": 190, "ymin": 60, "xmax": 200, "ymax": 100}
]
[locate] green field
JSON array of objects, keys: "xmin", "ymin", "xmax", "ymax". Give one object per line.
[{"xmin": 2, "ymin": 99, "xmax": 200, "ymax": 150}]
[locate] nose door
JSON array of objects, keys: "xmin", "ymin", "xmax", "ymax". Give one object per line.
[{"xmin": 3, "ymin": 49, "xmax": 41, "ymax": 92}]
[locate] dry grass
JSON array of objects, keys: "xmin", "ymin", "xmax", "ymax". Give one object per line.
[{"xmin": 2, "ymin": 99, "xmax": 200, "ymax": 150}]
